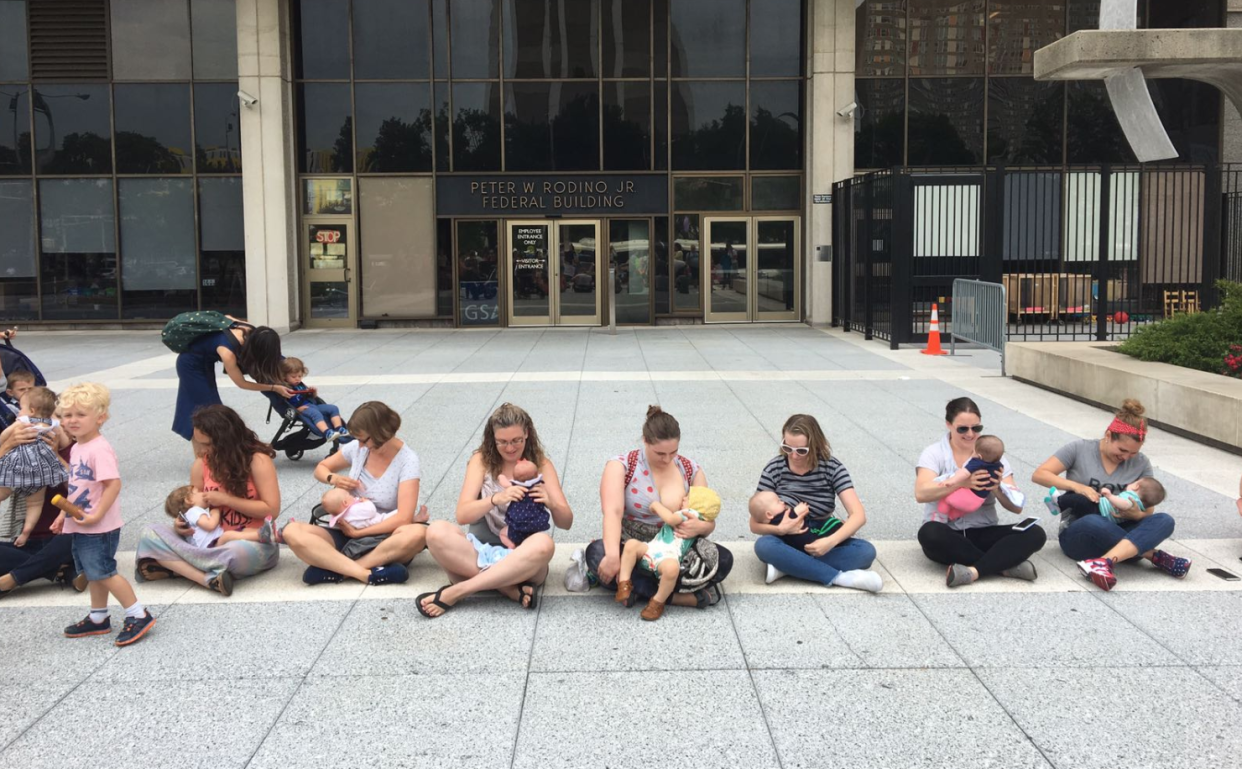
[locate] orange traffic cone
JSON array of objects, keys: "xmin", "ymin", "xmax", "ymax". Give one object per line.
[{"xmin": 922, "ymin": 303, "xmax": 948, "ymax": 356}]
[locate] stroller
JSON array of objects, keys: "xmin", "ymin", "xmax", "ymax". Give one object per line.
[
  {"xmin": 0, "ymin": 336, "xmax": 47, "ymax": 430},
  {"xmin": 261, "ymin": 390, "xmax": 342, "ymax": 461}
]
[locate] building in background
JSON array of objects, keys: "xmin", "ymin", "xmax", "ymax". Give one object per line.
[{"xmin": 0, "ymin": 0, "xmax": 1228, "ymax": 331}]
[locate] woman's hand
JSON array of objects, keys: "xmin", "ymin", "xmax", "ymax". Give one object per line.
[
  {"xmin": 271, "ymin": 385, "xmax": 294, "ymax": 399},
  {"xmin": 1078, "ymin": 485, "xmax": 1101, "ymax": 504},
  {"xmin": 9, "ymin": 422, "xmax": 41, "ymax": 447},
  {"xmin": 969, "ymin": 470, "xmax": 998, "ymax": 492},
  {"xmin": 673, "ymin": 516, "xmax": 712, "ymax": 539},
  {"xmin": 493, "ymin": 485, "xmax": 527, "ymax": 506},
  {"xmin": 805, "ymin": 537, "xmax": 837, "ymax": 557},
  {"xmin": 776, "ymin": 507, "xmax": 807, "ymax": 536},
  {"xmin": 201, "ymin": 490, "xmax": 232, "ymax": 509},
  {"xmin": 527, "ymin": 484, "xmax": 549, "ymax": 506},
  {"xmin": 337, "ymin": 520, "xmax": 362, "ymax": 539},
  {"xmin": 598, "ymin": 553, "xmax": 620, "ymax": 585},
  {"xmin": 330, "ymin": 475, "xmax": 363, "ymax": 493},
  {"xmin": 173, "ymin": 517, "xmax": 194, "ymax": 538}
]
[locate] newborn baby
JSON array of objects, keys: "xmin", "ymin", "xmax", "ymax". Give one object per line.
[
  {"xmin": 497, "ymin": 458, "xmax": 550, "ymax": 548},
  {"xmin": 321, "ymin": 487, "xmax": 395, "ymax": 530}
]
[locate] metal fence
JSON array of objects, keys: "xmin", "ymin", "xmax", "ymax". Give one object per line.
[
  {"xmin": 831, "ymin": 164, "xmax": 1240, "ymax": 346},
  {"xmin": 950, "ymin": 279, "xmax": 1007, "ymax": 375}
]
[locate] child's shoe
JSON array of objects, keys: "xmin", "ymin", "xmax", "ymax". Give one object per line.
[
  {"xmin": 640, "ymin": 597, "xmax": 666, "ymax": 621},
  {"xmin": 1077, "ymin": 558, "xmax": 1117, "ymax": 591},
  {"xmin": 614, "ymin": 579, "xmax": 634, "ymax": 606},
  {"xmin": 64, "ymin": 615, "xmax": 112, "ymax": 638},
  {"xmin": 114, "ymin": 611, "xmax": 156, "ymax": 646},
  {"xmin": 1150, "ymin": 549, "xmax": 1191, "ymax": 579}
]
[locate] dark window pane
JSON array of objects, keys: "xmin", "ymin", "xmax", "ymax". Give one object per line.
[
  {"xmin": 1066, "ymin": 81, "xmax": 1135, "ymax": 163},
  {"xmin": 670, "ymin": 0, "xmax": 744, "ymax": 77},
  {"xmin": 611, "ymin": 219, "xmax": 650, "ymax": 324},
  {"xmin": 34, "ymin": 85, "xmax": 112, "ymax": 175},
  {"xmin": 1151, "ymin": 79, "xmax": 1221, "ymax": 164},
  {"xmin": 114, "ymin": 84, "xmax": 192, "ymax": 174},
  {"xmin": 195, "ymin": 83, "xmax": 242, "ymax": 173},
  {"xmin": 298, "ymin": 83, "xmax": 353, "ymax": 173},
  {"xmin": 1149, "ymin": 0, "xmax": 1222, "ymax": 27},
  {"xmin": 674, "ymin": 176, "xmax": 743, "ymax": 210},
  {"xmin": 119, "ymin": 178, "xmax": 196, "ymax": 318},
  {"xmin": 0, "ymin": 88, "xmax": 31, "ymax": 175},
  {"xmin": 436, "ymin": 218, "xmax": 452, "ymax": 316},
  {"xmin": 752, "ymin": 176, "xmax": 800, "ymax": 210},
  {"xmin": 988, "ymin": 0, "xmax": 1063, "ymax": 75},
  {"xmin": 451, "ymin": 0, "xmax": 500, "ymax": 78},
  {"xmin": 452, "ymin": 82, "xmax": 501, "ymax": 171},
  {"xmin": 0, "ymin": 1, "xmax": 29, "ymax": 81},
  {"xmin": 434, "ymin": 82, "xmax": 450, "ymax": 171},
  {"xmin": 38, "ymin": 179, "xmax": 117, "ymax": 320},
  {"xmin": 855, "ymin": 78, "xmax": 904, "ymax": 168},
  {"xmin": 856, "ymin": 0, "xmax": 906, "ymax": 77},
  {"xmin": 504, "ymin": 0, "xmax": 598, "ymax": 78},
  {"xmin": 432, "ymin": 0, "xmax": 449, "ymax": 77},
  {"xmin": 987, "ymin": 79, "xmax": 1063, "ymax": 164},
  {"xmin": 602, "ymin": 0, "xmax": 650, "ymax": 77},
  {"xmin": 112, "ymin": 0, "xmax": 192, "ymax": 80},
  {"xmin": 192, "ymin": 0, "xmax": 239, "ymax": 79},
  {"xmin": 654, "ymin": 81, "xmax": 668, "ymax": 170},
  {"xmin": 750, "ymin": 80, "xmax": 802, "ymax": 170},
  {"xmin": 353, "ymin": 0, "xmax": 430, "ymax": 79},
  {"xmin": 456, "ymin": 220, "xmax": 500, "ymax": 326},
  {"xmin": 671, "ymin": 81, "xmax": 745, "ymax": 170},
  {"xmin": 750, "ymin": 0, "xmax": 802, "ymax": 76},
  {"xmin": 504, "ymin": 82, "xmax": 598, "ymax": 171},
  {"xmin": 672, "ymin": 213, "xmax": 700, "ymax": 311},
  {"xmin": 653, "ymin": 215, "xmax": 669, "ymax": 313},
  {"xmin": 653, "ymin": 0, "xmax": 668, "ymax": 77},
  {"xmin": 908, "ymin": 77, "xmax": 983, "ymax": 165},
  {"xmin": 296, "ymin": 0, "xmax": 350, "ymax": 79},
  {"xmin": 199, "ymin": 177, "xmax": 246, "ymax": 317},
  {"xmin": 355, "ymin": 83, "xmax": 432, "ymax": 172},
  {"xmin": 0, "ymin": 180, "xmax": 37, "ymax": 320},
  {"xmin": 1067, "ymin": 0, "xmax": 1099, "ymax": 34},
  {"xmin": 909, "ymin": 0, "xmax": 984, "ymax": 76},
  {"xmin": 603, "ymin": 82, "xmax": 650, "ymax": 171}
]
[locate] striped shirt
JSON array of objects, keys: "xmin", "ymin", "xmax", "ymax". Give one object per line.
[{"xmin": 756, "ymin": 455, "xmax": 854, "ymax": 522}]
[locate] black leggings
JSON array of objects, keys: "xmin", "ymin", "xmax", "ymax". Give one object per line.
[
  {"xmin": 584, "ymin": 538, "xmax": 733, "ymax": 601},
  {"xmin": 917, "ymin": 521, "xmax": 1047, "ymax": 577},
  {"xmin": 0, "ymin": 534, "xmax": 75, "ymax": 586}
]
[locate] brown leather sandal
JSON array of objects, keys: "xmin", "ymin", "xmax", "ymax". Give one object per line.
[
  {"xmin": 640, "ymin": 597, "xmax": 666, "ymax": 621},
  {"xmin": 614, "ymin": 579, "xmax": 634, "ymax": 605}
]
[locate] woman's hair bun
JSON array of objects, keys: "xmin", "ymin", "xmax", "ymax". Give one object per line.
[
  {"xmin": 1119, "ymin": 398, "xmax": 1146, "ymax": 419},
  {"xmin": 646, "ymin": 404, "xmax": 664, "ymax": 420}
]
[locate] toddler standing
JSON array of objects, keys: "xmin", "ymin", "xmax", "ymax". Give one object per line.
[{"xmin": 58, "ymin": 383, "xmax": 156, "ymax": 646}]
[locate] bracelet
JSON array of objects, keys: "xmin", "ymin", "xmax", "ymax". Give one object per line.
[{"xmin": 327, "ymin": 474, "xmax": 334, "ymax": 485}]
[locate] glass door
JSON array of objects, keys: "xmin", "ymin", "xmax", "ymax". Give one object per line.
[
  {"xmin": 704, "ymin": 217, "xmax": 750, "ymax": 321},
  {"xmin": 703, "ymin": 216, "xmax": 801, "ymax": 322},
  {"xmin": 506, "ymin": 219, "xmax": 601, "ymax": 326},
  {"xmin": 755, "ymin": 217, "xmax": 800, "ymax": 321},
  {"xmin": 556, "ymin": 221, "xmax": 601, "ymax": 325},
  {"xmin": 508, "ymin": 220, "xmax": 553, "ymax": 326},
  {"xmin": 303, "ymin": 220, "xmax": 356, "ymax": 327}
]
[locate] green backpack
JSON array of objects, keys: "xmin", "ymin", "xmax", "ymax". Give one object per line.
[{"xmin": 161, "ymin": 311, "xmax": 238, "ymax": 353}]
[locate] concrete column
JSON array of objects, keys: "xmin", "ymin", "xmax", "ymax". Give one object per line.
[
  {"xmin": 805, "ymin": 0, "xmax": 856, "ymax": 326},
  {"xmin": 236, "ymin": 0, "xmax": 299, "ymax": 332},
  {"xmin": 1227, "ymin": 0, "xmax": 1242, "ymax": 163}
]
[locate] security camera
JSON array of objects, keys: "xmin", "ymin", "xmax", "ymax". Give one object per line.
[
  {"xmin": 836, "ymin": 102, "xmax": 857, "ymax": 118},
  {"xmin": 237, "ymin": 90, "xmax": 258, "ymax": 108}
]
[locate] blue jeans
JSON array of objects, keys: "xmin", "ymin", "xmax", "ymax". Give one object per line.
[
  {"xmin": 299, "ymin": 403, "xmax": 341, "ymax": 430},
  {"xmin": 1058, "ymin": 512, "xmax": 1175, "ymax": 561},
  {"xmin": 754, "ymin": 535, "xmax": 877, "ymax": 586},
  {"xmin": 72, "ymin": 529, "xmax": 121, "ymax": 581}
]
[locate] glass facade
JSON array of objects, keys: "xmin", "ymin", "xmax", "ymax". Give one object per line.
[
  {"xmin": 0, "ymin": 0, "xmax": 244, "ymax": 321},
  {"xmin": 854, "ymin": 0, "xmax": 1225, "ymax": 168}
]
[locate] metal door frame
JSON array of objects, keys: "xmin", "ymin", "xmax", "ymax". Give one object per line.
[
  {"xmin": 301, "ymin": 217, "xmax": 357, "ymax": 328},
  {"xmin": 505, "ymin": 219, "xmax": 602, "ymax": 326}
]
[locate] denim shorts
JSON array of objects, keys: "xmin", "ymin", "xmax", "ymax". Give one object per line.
[{"xmin": 72, "ymin": 529, "xmax": 121, "ymax": 581}]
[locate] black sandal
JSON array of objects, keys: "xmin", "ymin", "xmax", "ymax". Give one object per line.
[
  {"xmin": 693, "ymin": 583, "xmax": 722, "ymax": 609},
  {"xmin": 518, "ymin": 581, "xmax": 539, "ymax": 610},
  {"xmin": 136, "ymin": 559, "xmax": 174, "ymax": 582},
  {"xmin": 416, "ymin": 585, "xmax": 453, "ymax": 619}
]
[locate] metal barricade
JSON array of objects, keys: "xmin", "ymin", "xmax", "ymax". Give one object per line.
[{"xmin": 950, "ymin": 279, "xmax": 1008, "ymax": 376}]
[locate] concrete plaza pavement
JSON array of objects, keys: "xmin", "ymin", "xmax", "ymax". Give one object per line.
[{"xmin": 2, "ymin": 325, "xmax": 1242, "ymax": 768}]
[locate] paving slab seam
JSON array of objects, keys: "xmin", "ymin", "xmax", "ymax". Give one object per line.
[{"xmin": 719, "ymin": 590, "xmax": 789, "ymax": 769}]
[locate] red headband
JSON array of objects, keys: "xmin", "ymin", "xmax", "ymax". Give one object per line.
[{"xmin": 1108, "ymin": 418, "xmax": 1146, "ymax": 440}]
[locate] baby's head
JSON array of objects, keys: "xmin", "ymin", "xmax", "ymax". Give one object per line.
[
  {"xmin": 20, "ymin": 386, "xmax": 57, "ymax": 420},
  {"xmin": 513, "ymin": 458, "xmax": 538, "ymax": 481},
  {"xmin": 975, "ymin": 435, "xmax": 1005, "ymax": 463},
  {"xmin": 280, "ymin": 357, "xmax": 308, "ymax": 386},
  {"xmin": 1128, "ymin": 477, "xmax": 1166, "ymax": 510},
  {"xmin": 164, "ymin": 485, "xmax": 204, "ymax": 519},
  {"xmin": 685, "ymin": 486, "xmax": 722, "ymax": 523},
  {"xmin": 748, "ymin": 490, "xmax": 786, "ymax": 523},
  {"xmin": 321, "ymin": 487, "xmax": 356, "ymax": 516}
]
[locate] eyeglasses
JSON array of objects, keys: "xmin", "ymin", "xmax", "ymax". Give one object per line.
[
  {"xmin": 496, "ymin": 436, "xmax": 527, "ymax": 449},
  {"xmin": 780, "ymin": 443, "xmax": 811, "ymax": 457},
  {"xmin": 955, "ymin": 425, "xmax": 985, "ymax": 434}
]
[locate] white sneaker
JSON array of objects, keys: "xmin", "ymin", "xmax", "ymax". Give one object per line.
[{"xmin": 765, "ymin": 564, "xmax": 787, "ymax": 585}]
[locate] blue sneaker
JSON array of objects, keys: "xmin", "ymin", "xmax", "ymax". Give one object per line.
[
  {"xmin": 303, "ymin": 566, "xmax": 346, "ymax": 585},
  {"xmin": 114, "ymin": 611, "xmax": 156, "ymax": 646},
  {"xmin": 368, "ymin": 564, "xmax": 409, "ymax": 585},
  {"xmin": 64, "ymin": 615, "xmax": 112, "ymax": 638}
]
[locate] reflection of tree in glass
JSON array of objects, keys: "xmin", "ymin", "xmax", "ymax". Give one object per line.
[
  {"xmin": 987, "ymin": 85, "xmax": 1062, "ymax": 164},
  {"xmin": 505, "ymin": 93, "xmax": 598, "ymax": 171},
  {"xmin": 41, "ymin": 132, "xmax": 110, "ymax": 174},
  {"xmin": 750, "ymin": 107, "xmax": 800, "ymax": 170},
  {"xmin": 673, "ymin": 103, "xmax": 745, "ymax": 170},
  {"xmin": 331, "ymin": 116, "xmax": 354, "ymax": 172},
  {"xmin": 908, "ymin": 113, "xmax": 975, "ymax": 165},
  {"xmin": 1066, "ymin": 84, "xmax": 1134, "ymax": 164},
  {"xmin": 0, "ymin": 131, "xmax": 32, "ymax": 173},
  {"xmin": 362, "ymin": 111, "xmax": 433, "ymax": 172},
  {"xmin": 116, "ymin": 131, "xmax": 185, "ymax": 174},
  {"xmin": 856, "ymin": 109, "xmax": 903, "ymax": 169},
  {"xmin": 603, "ymin": 102, "xmax": 648, "ymax": 169},
  {"xmin": 453, "ymin": 108, "xmax": 501, "ymax": 171}
]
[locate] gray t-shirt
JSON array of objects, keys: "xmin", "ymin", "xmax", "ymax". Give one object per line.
[
  {"xmin": 1051, "ymin": 438, "xmax": 1152, "ymax": 495},
  {"xmin": 340, "ymin": 439, "xmax": 421, "ymax": 513},
  {"xmin": 916, "ymin": 433, "xmax": 1014, "ymax": 531}
]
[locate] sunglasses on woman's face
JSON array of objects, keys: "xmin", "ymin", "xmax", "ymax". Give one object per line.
[
  {"xmin": 780, "ymin": 443, "xmax": 811, "ymax": 457},
  {"xmin": 955, "ymin": 425, "xmax": 984, "ymax": 434}
]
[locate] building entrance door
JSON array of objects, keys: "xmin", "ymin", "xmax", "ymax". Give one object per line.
[
  {"xmin": 507, "ymin": 219, "xmax": 602, "ymax": 326},
  {"xmin": 302, "ymin": 219, "xmax": 357, "ymax": 328},
  {"xmin": 703, "ymin": 216, "xmax": 800, "ymax": 322}
]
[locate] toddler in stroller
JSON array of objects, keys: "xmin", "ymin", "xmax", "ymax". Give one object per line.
[
  {"xmin": 1, "ymin": 370, "xmax": 35, "ymax": 417},
  {"xmin": 262, "ymin": 358, "xmax": 349, "ymax": 461},
  {"xmin": 281, "ymin": 358, "xmax": 349, "ymax": 442}
]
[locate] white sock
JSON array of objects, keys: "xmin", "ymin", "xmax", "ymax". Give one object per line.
[
  {"xmin": 765, "ymin": 564, "xmax": 787, "ymax": 584},
  {"xmin": 89, "ymin": 608, "xmax": 108, "ymax": 623},
  {"xmin": 831, "ymin": 569, "xmax": 883, "ymax": 593},
  {"xmin": 123, "ymin": 601, "xmax": 145, "ymax": 619}
]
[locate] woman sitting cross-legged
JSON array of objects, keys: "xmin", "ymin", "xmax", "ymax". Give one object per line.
[
  {"xmin": 418, "ymin": 403, "xmax": 571, "ymax": 617},
  {"xmin": 281, "ymin": 401, "xmax": 428, "ymax": 586},
  {"xmin": 749, "ymin": 414, "xmax": 882, "ymax": 592}
]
